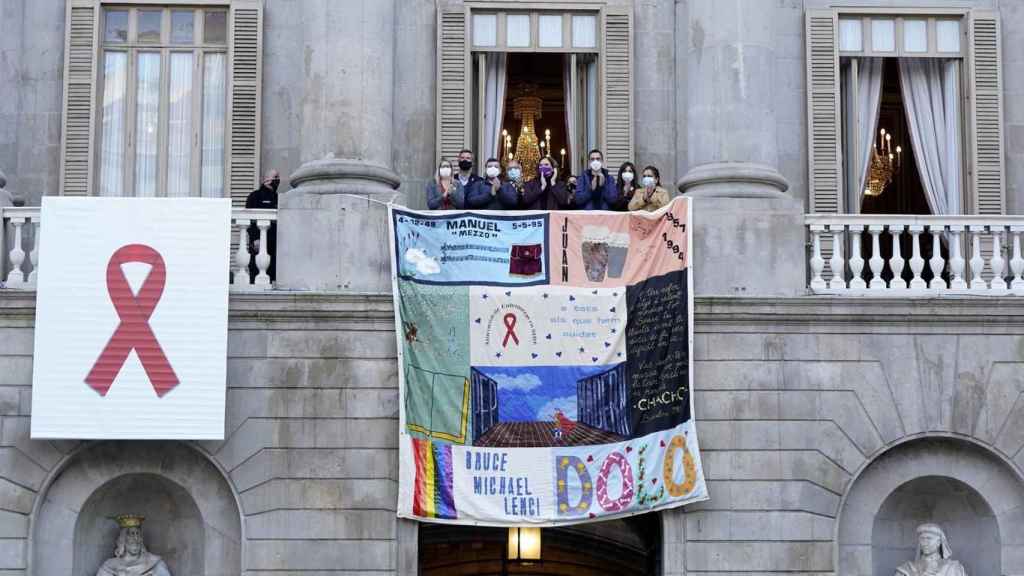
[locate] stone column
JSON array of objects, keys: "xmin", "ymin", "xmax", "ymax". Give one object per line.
[
  {"xmin": 633, "ymin": 0, "xmax": 677, "ymax": 186},
  {"xmin": 677, "ymin": 0, "xmax": 803, "ymax": 296},
  {"xmin": 276, "ymin": 0, "xmax": 401, "ymax": 292},
  {"xmin": 393, "ymin": 0, "xmax": 437, "ymax": 211},
  {"xmin": 661, "ymin": 508, "xmax": 686, "ymax": 576}
]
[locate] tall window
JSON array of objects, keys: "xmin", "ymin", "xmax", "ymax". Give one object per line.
[
  {"xmin": 98, "ymin": 7, "xmax": 228, "ymax": 198},
  {"xmin": 436, "ymin": 5, "xmax": 633, "ymax": 176},
  {"xmin": 469, "ymin": 11, "xmax": 602, "ymax": 177},
  {"xmin": 837, "ymin": 16, "xmax": 964, "ymax": 215},
  {"xmin": 805, "ymin": 9, "xmax": 1004, "ymax": 216}
]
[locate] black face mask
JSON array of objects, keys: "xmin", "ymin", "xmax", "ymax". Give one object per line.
[
  {"xmin": 269, "ymin": 178, "xmax": 280, "ymax": 192},
  {"xmin": 459, "ymin": 160, "xmax": 473, "ymax": 171}
]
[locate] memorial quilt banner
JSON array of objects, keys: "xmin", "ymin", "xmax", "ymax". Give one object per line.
[{"xmin": 391, "ymin": 197, "xmax": 707, "ymax": 526}]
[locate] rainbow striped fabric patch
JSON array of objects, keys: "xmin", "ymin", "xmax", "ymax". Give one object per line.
[{"xmin": 412, "ymin": 438, "xmax": 457, "ymax": 519}]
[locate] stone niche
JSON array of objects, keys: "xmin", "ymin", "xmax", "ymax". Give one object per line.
[
  {"xmin": 74, "ymin": 474, "xmax": 204, "ymax": 575},
  {"xmin": 31, "ymin": 441, "xmax": 241, "ymax": 576},
  {"xmin": 871, "ymin": 476, "xmax": 999, "ymax": 576},
  {"xmin": 837, "ymin": 437, "xmax": 1024, "ymax": 576}
]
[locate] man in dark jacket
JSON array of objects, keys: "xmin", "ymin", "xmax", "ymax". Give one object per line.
[
  {"xmin": 581, "ymin": 149, "xmax": 616, "ymax": 210},
  {"xmin": 245, "ymin": 169, "xmax": 280, "ymax": 282},
  {"xmin": 455, "ymin": 148, "xmax": 484, "ymax": 191}
]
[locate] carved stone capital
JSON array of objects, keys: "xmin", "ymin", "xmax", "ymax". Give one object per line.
[
  {"xmin": 676, "ymin": 162, "xmax": 790, "ymax": 199},
  {"xmin": 288, "ymin": 157, "xmax": 401, "ymax": 196}
]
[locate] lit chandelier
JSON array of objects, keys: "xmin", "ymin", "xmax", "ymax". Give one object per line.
[
  {"xmin": 511, "ymin": 85, "xmax": 543, "ymax": 181},
  {"xmin": 864, "ymin": 128, "xmax": 902, "ymax": 197}
]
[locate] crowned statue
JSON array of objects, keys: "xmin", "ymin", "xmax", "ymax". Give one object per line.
[
  {"xmin": 96, "ymin": 515, "xmax": 172, "ymax": 576},
  {"xmin": 895, "ymin": 523, "xmax": 967, "ymax": 576}
]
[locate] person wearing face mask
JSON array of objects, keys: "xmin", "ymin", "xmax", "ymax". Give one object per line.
[
  {"xmin": 455, "ymin": 148, "xmax": 483, "ymax": 190},
  {"xmin": 605, "ymin": 161, "xmax": 638, "ymax": 211},
  {"xmin": 549, "ymin": 160, "xmax": 588, "ymax": 210},
  {"xmin": 426, "ymin": 159, "xmax": 466, "ymax": 210},
  {"xmin": 580, "ymin": 149, "xmax": 615, "ymax": 210},
  {"xmin": 628, "ymin": 165, "xmax": 671, "ymax": 212},
  {"xmin": 531, "ymin": 156, "xmax": 565, "ymax": 210},
  {"xmin": 245, "ymin": 169, "xmax": 281, "ymax": 282},
  {"xmin": 500, "ymin": 157, "xmax": 556, "ymax": 209},
  {"xmin": 466, "ymin": 157, "xmax": 508, "ymax": 210},
  {"xmin": 497, "ymin": 159, "xmax": 528, "ymax": 209}
]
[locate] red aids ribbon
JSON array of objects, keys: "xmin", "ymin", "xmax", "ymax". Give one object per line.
[
  {"xmin": 85, "ymin": 244, "xmax": 179, "ymax": 397},
  {"xmin": 502, "ymin": 313, "xmax": 519, "ymax": 347}
]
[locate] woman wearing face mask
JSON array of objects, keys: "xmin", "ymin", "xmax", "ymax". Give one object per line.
[
  {"xmin": 500, "ymin": 156, "xmax": 558, "ymax": 209},
  {"xmin": 628, "ymin": 165, "xmax": 671, "ymax": 212},
  {"xmin": 605, "ymin": 161, "xmax": 638, "ymax": 211},
  {"xmin": 579, "ymin": 149, "xmax": 614, "ymax": 210},
  {"xmin": 466, "ymin": 157, "xmax": 507, "ymax": 210},
  {"xmin": 498, "ymin": 159, "xmax": 544, "ymax": 209},
  {"xmin": 534, "ymin": 156, "xmax": 566, "ymax": 210},
  {"xmin": 426, "ymin": 159, "xmax": 466, "ymax": 210}
]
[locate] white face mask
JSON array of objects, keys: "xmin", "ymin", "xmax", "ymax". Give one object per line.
[
  {"xmin": 621, "ymin": 171, "xmax": 634, "ymax": 182},
  {"xmin": 439, "ymin": 166, "xmax": 452, "ymax": 178},
  {"xmin": 485, "ymin": 166, "xmax": 501, "ymax": 178},
  {"xmin": 642, "ymin": 176, "xmax": 656, "ymax": 188},
  {"xmin": 590, "ymin": 160, "xmax": 602, "ymax": 172}
]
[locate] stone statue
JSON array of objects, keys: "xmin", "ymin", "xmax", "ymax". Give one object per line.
[
  {"xmin": 0, "ymin": 169, "xmax": 12, "ymax": 207},
  {"xmin": 895, "ymin": 523, "xmax": 967, "ymax": 576},
  {"xmin": 96, "ymin": 515, "xmax": 172, "ymax": 576}
]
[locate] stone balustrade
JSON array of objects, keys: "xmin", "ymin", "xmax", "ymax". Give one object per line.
[
  {"xmin": 1, "ymin": 206, "xmax": 276, "ymax": 291},
  {"xmin": 807, "ymin": 214, "xmax": 1024, "ymax": 295},
  {"xmin": 230, "ymin": 208, "xmax": 277, "ymax": 291}
]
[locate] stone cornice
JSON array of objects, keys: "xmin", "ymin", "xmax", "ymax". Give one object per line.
[
  {"xmin": 695, "ymin": 296, "xmax": 1024, "ymax": 334},
  {"xmin": 4, "ymin": 291, "xmax": 1024, "ymax": 333}
]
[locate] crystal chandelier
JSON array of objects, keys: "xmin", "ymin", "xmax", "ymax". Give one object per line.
[
  {"xmin": 864, "ymin": 128, "xmax": 902, "ymax": 197},
  {"xmin": 511, "ymin": 85, "xmax": 543, "ymax": 181}
]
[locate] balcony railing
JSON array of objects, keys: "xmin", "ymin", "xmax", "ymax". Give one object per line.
[
  {"xmin": 1, "ymin": 206, "xmax": 277, "ymax": 291},
  {"xmin": 806, "ymin": 214, "xmax": 1024, "ymax": 296}
]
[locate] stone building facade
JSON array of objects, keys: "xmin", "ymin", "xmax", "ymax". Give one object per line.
[{"xmin": 2, "ymin": 0, "xmax": 1024, "ymax": 574}]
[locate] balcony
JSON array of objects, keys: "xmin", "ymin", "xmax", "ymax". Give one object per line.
[
  {"xmin": 1, "ymin": 206, "xmax": 277, "ymax": 291},
  {"xmin": 9, "ymin": 207, "xmax": 1024, "ymax": 298},
  {"xmin": 806, "ymin": 214, "xmax": 1024, "ymax": 296}
]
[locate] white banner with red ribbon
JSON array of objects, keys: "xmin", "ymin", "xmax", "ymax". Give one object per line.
[{"xmin": 31, "ymin": 197, "xmax": 231, "ymax": 439}]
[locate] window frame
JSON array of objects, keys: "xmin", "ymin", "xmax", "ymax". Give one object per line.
[
  {"xmin": 808, "ymin": 6, "xmax": 987, "ymax": 216},
  {"xmin": 465, "ymin": 3, "xmax": 606, "ymax": 173},
  {"xmin": 838, "ymin": 14, "xmax": 965, "ymax": 58},
  {"xmin": 95, "ymin": 4, "xmax": 229, "ymax": 198},
  {"xmin": 839, "ymin": 16, "xmax": 966, "ymax": 215},
  {"xmin": 470, "ymin": 10, "xmax": 601, "ymax": 54}
]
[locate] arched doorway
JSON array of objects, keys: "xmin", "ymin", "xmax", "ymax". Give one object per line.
[
  {"xmin": 30, "ymin": 441, "xmax": 242, "ymax": 576},
  {"xmin": 837, "ymin": 437, "xmax": 1024, "ymax": 576},
  {"xmin": 419, "ymin": 513, "xmax": 661, "ymax": 575}
]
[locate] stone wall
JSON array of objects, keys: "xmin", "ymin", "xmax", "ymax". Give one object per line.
[
  {"xmin": 0, "ymin": 292, "xmax": 409, "ymax": 575},
  {"xmin": 686, "ymin": 297, "xmax": 1024, "ymax": 575},
  {"xmin": 0, "ymin": 0, "xmax": 64, "ymax": 207},
  {"xmin": 3, "ymin": 292, "xmax": 1024, "ymax": 574},
  {"xmin": 3, "ymin": 0, "xmax": 1024, "ymax": 214}
]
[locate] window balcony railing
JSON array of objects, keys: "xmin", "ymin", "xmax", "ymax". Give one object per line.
[
  {"xmin": 0, "ymin": 206, "xmax": 277, "ymax": 291},
  {"xmin": 806, "ymin": 214, "xmax": 1024, "ymax": 296}
]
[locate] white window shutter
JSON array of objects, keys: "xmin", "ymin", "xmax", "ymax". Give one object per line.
[
  {"xmin": 602, "ymin": 6, "xmax": 632, "ymax": 169},
  {"xmin": 437, "ymin": 2, "xmax": 468, "ymax": 163},
  {"xmin": 60, "ymin": 0, "xmax": 100, "ymax": 196},
  {"xmin": 228, "ymin": 0, "xmax": 263, "ymax": 206},
  {"xmin": 805, "ymin": 10, "xmax": 841, "ymax": 213},
  {"xmin": 968, "ymin": 10, "xmax": 1004, "ymax": 215}
]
